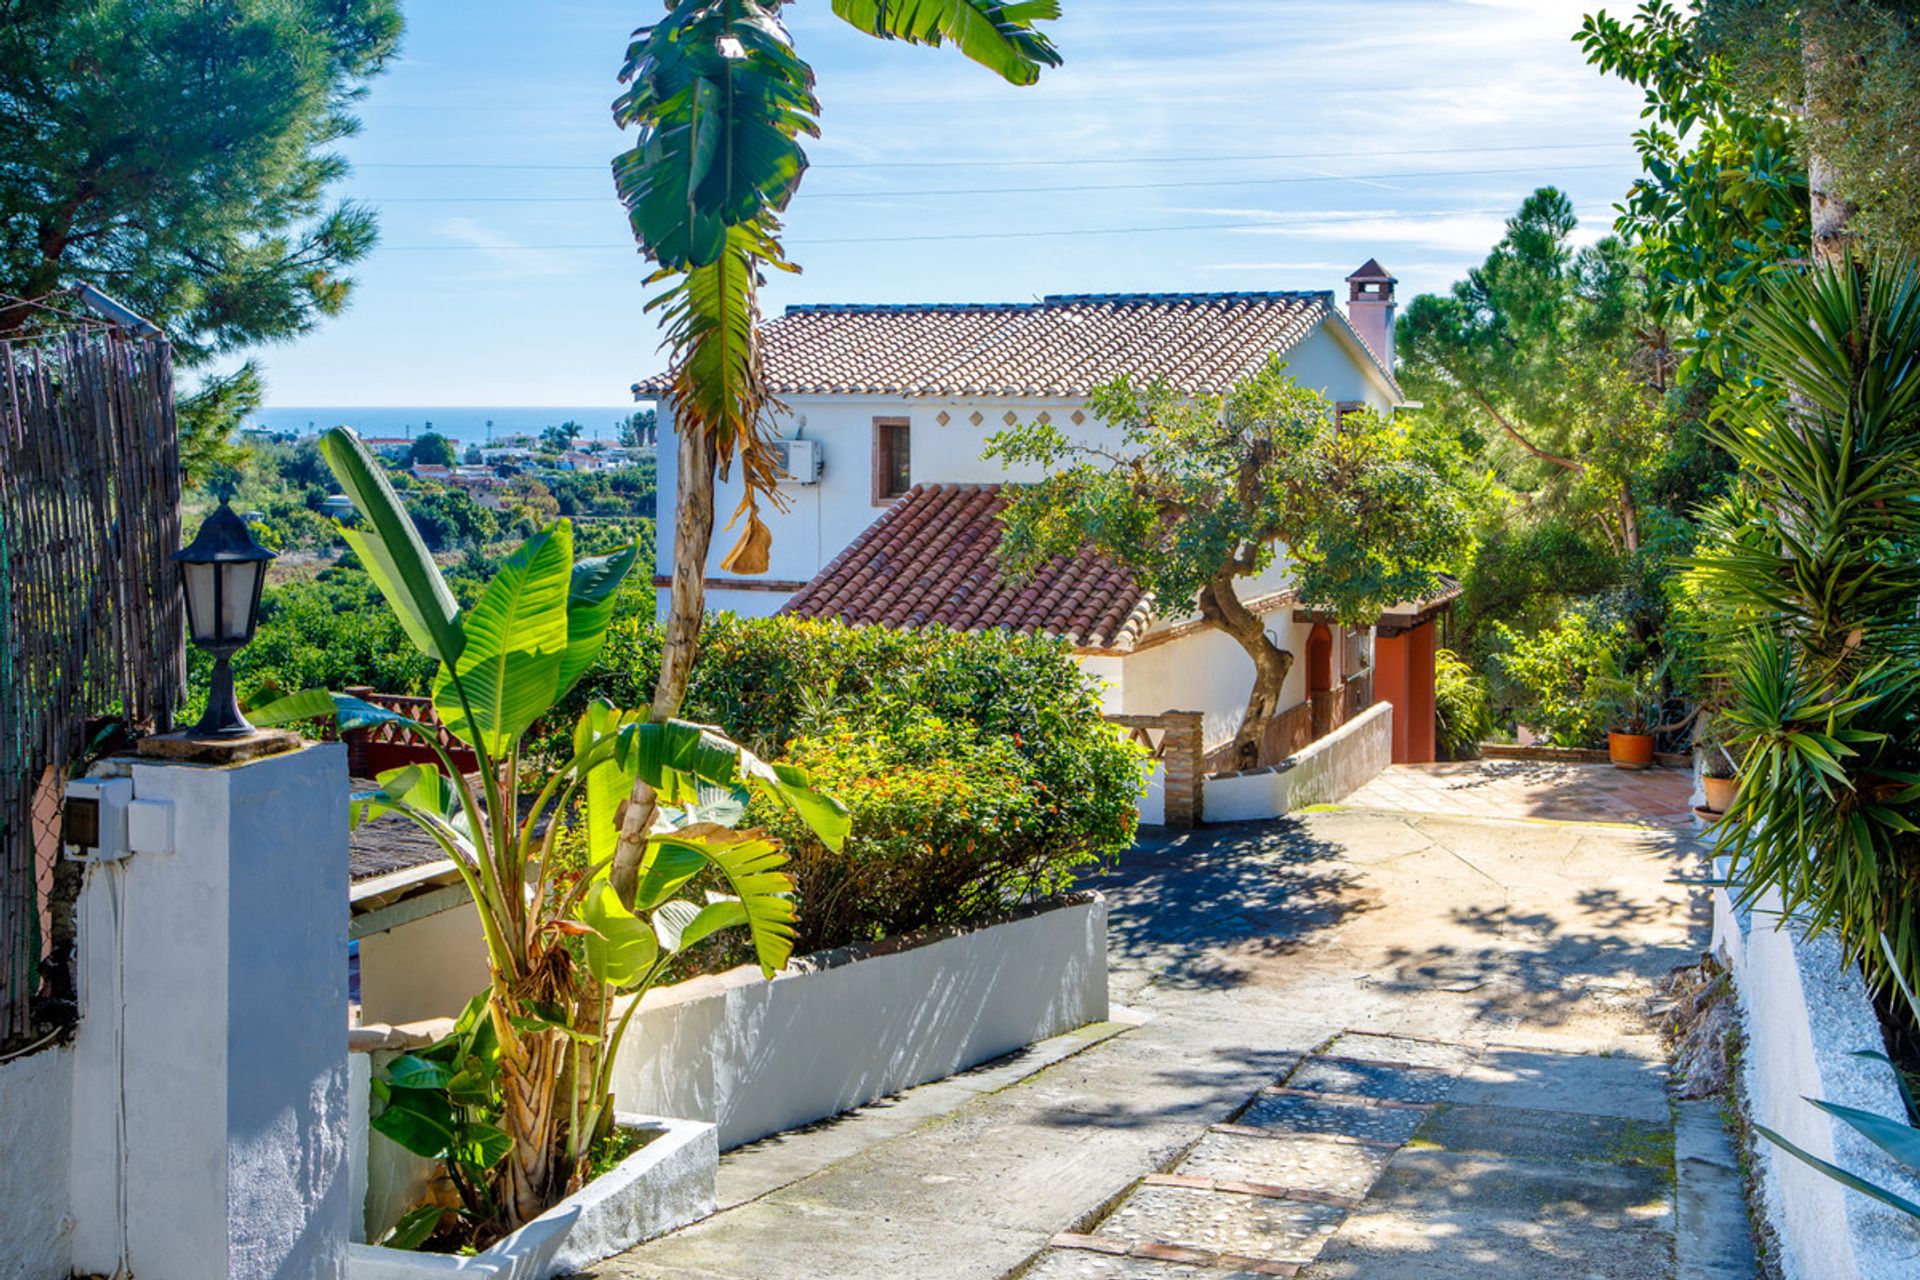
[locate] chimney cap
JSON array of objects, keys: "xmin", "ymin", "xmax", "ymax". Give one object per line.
[{"xmin": 1346, "ymin": 258, "xmax": 1396, "ymax": 284}]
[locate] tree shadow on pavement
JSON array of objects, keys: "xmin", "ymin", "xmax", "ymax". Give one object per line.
[{"xmin": 1088, "ymin": 819, "xmax": 1374, "ymax": 990}]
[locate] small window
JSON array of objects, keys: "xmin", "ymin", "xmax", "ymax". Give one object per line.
[
  {"xmin": 1335, "ymin": 400, "xmax": 1364, "ymax": 431},
  {"xmin": 873, "ymin": 418, "xmax": 911, "ymax": 503}
]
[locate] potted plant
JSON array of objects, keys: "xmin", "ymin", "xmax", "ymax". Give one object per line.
[
  {"xmin": 1591, "ymin": 658, "xmax": 1664, "ymax": 770},
  {"xmin": 255, "ymin": 429, "xmax": 850, "ymax": 1268},
  {"xmin": 1694, "ymin": 709, "xmax": 1740, "ymax": 815}
]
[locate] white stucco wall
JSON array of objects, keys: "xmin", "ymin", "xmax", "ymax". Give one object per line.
[
  {"xmin": 1203, "ymin": 701, "xmax": 1393, "ymax": 822},
  {"xmin": 68, "ymin": 744, "xmax": 351, "ymax": 1280},
  {"xmin": 1111, "ymin": 616, "xmax": 1317, "ymax": 753},
  {"xmin": 358, "ymin": 905, "xmax": 490, "ymax": 1027},
  {"xmin": 608, "ymin": 894, "xmax": 1109, "ymax": 1150},
  {"xmin": 1714, "ymin": 874, "xmax": 1920, "ymax": 1279},
  {"xmin": 0, "ymin": 1044, "xmax": 73, "ymax": 1279},
  {"xmin": 652, "ymin": 315, "xmax": 1396, "ymax": 616}
]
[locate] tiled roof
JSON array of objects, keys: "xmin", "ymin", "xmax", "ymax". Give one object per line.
[
  {"xmin": 778, "ymin": 483, "xmax": 1154, "ymax": 650},
  {"xmin": 635, "ymin": 291, "xmax": 1343, "ymax": 399}
]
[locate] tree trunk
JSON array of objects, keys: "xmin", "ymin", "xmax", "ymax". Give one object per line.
[
  {"xmin": 1803, "ymin": 9, "xmax": 1857, "ymax": 268},
  {"xmin": 610, "ymin": 418, "xmax": 716, "ymax": 904},
  {"xmin": 1197, "ymin": 574, "xmax": 1295, "ymax": 771}
]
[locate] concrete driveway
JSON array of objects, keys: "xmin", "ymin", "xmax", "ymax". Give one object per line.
[{"xmin": 594, "ymin": 796, "xmax": 1747, "ymax": 1280}]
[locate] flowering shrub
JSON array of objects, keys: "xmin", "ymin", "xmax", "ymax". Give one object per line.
[
  {"xmin": 749, "ymin": 715, "xmax": 1068, "ymax": 953},
  {"xmin": 574, "ymin": 610, "xmax": 1146, "ymax": 955}
]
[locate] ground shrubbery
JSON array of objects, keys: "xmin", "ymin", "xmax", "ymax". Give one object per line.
[
  {"xmin": 574, "ymin": 608, "xmax": 1146, "ymax": 955},
  {"xmin": 1432, "ymin": 648, "xmax": 1492, "ymax": 760}
]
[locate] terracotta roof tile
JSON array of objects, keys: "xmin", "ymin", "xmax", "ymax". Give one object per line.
[
  {"xmin": 636, "ymin": 292, "xmax": 1349, "ymax": 399},
  {"xmin": 778, "ymin": 483, "xmax": 1154, "ymax": 651}
]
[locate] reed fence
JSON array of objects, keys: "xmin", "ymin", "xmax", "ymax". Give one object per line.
[{"xmin": 1, "ymin": 326, "xmax": 182, "ymax": 1046}]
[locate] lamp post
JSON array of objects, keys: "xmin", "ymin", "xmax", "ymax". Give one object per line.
[{"xmin": 172, "ymin": 498, "xmax": 276, "ymax": 737}]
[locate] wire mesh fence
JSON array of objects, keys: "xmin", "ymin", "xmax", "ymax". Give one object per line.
[{"xmin": 1, "ymin": 324, "xmax": 182, "ymax": 1047}]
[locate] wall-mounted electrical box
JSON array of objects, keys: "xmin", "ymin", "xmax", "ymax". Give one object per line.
[{"xmin": 62, "ymin": 777, "xmax": 173, "ymax": 862}]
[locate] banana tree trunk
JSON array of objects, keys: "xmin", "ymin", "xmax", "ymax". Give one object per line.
[
  {"xmin": 498, "ymin": 1019, "xmax": 565, "ymax": 1227},
  {"xmin": 611, "ymin": 417, "xmax": 717, "ymax": 904},
  {"xmin": 1198, "ymin": 574, "xmax": 1295, "ymax": 772}
]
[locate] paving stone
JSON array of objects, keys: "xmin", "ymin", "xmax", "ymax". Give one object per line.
[
  {"xmin": 1674, "ymin": 1100, "xmax": 1759, "ymax": 1280},
  {"xmin": 1287, "ymin": 1057, "xmax": 1458, "ymax": 1104},
  {"xmin": 1093, "ymin": 1184, "xmax": 1344, "ymax": 1264},
  {"xmin": 1323, "ymin": 1032, "xmax": 1476, "ymax": 1073},
  {"xmin": 1178, "ymin": 1132, "xmax": 1393, "ymax": 1200},
  {"xmin": 1413, "ymin": 1103, "xmax": 1673, "ymax": 1169},
  {"xmin": 1299, "ymin": 1150, "xmax": 1675, "ymax": 1280},
  {"xmin": 1450, "ymin": 1047, "xmax": 1671, "ymax": 1124},
  {"xmin": 1022, "ymin": 1248, "xmax": 1272, "ymax": 1280},
  {"xmin": 1236, "ymin": 1092, "xmax": 1428, "ymax": 1145}
]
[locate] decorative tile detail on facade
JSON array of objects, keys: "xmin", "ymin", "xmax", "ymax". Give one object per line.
[{"xmin": 778, "ymin": 483, "xmax": 1154, "ymax": 651}]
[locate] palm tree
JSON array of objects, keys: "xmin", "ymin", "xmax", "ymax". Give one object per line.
[{"xmin": 608, "ymin": 1, "xmax": 1064, "ymax": 897}]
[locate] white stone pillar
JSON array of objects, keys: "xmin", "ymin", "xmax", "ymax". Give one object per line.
[{"xmin": 69, "ymin": 742, "xmax": 350, "ymax": 1279}]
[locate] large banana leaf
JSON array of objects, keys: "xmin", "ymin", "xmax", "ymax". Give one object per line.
[
  {"xmin": 830, "ymin": 0, "xmax": 1063, "ymax": 84},
  {"xmin": 574, "ymin": 700, "xmax": 646, "ymax": 870},
  {"xmin": 559, "ymin": 544, "xmax": 641, "ymax": 696},
  {"xmin": 579, "ymin": 877, "xmax": 660, "ymax": 987},
  {"xmin": 643, "ymin": 824, "xmax": 796, "ymax": 974},
  {"xmin": 613, "ymin": 0, "xmax": 819, "ymax": 270},
  {"xmin": 615, "ymin": 718, "xmax": 850, "ymax": 849},
  {"xmin": 319, "ymin": 428, "xmax": 464, "ymax": 664},
  {"xmin": 433, "ymin": 523, "xmax": 574, "ymax": 757}
]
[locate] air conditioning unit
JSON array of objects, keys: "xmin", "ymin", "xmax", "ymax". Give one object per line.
[{"xmin": 773, "ymin": 437, "xmax": 822, "ymax": 485}]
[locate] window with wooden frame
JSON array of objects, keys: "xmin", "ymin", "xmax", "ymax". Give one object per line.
[
  {"xmin": 872, "ymin": 417, "xmax": 911, "ymax": 503},
  {"xmin": 1335, "ymin": 400, "xmax": 1364, "ymax": 431}
]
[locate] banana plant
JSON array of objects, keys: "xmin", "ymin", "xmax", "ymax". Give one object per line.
[
  {"xmin": 609, "ymin": 0, "xmax": 1063, "ymax": 898},
  {"xmin": 257, "ymin": 428, "xmax": 849, "ymax": 1235}
]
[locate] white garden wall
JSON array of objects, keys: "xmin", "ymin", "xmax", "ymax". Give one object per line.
[
  {"xmin": 608, "ymin": 892, "xmax": 1109, "ymax": 1149},
  {"xmin": 1204, "ymin": 701, "xmax": 1392, "ymax": 823},
  {"xmin": 0, "ymin": 1043, "xmax": 73, "ymax": 1279},
  {"xmin": 1714, "ymin": 870, "xmax": 1920, "ymax": 1279}
]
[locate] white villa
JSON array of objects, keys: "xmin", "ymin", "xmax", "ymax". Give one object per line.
[{"xmin": 637, "ymin": 261, "xmax": 1454, "ymax": 767}]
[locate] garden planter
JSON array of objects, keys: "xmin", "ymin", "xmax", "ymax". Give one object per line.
[
  {"xmin": 348, "ymin": 1114, "xmax": 717, "ymax": 1280},
  {"xmin": 1702, "ymin": 774, "xmax": 1738, "ymax": 815},
  {"xmin": 1608, "ymin": 731, "xmax": 1656, "ymax": 770}
]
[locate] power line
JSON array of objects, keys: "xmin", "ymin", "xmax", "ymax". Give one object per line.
[
  {"xmin": 355, "ymin": 139, "xmax": 1630, "ymax": 173},
  {"xmin": 379, "ymin": 202, "xmax": 1621, "ymax": 252},
  {"xmin": 361, "ymin": 161, "xmax": 1629, "ymax": 205}
]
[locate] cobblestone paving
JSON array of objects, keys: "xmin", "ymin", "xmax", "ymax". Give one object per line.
[
  {"xmin": 1046, "ymin": 1034, "xmax": 1475, "ymax": 1277},
  {"xmin": 596, "ymin": 802, "xmax": 1750, "ymax": 1280},
  {"xmin": 1344, "ymin": 760, "xmax": 1696, "ymax": 827}
]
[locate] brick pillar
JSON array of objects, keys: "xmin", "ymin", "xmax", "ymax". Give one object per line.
[{"xmin": 1160, "ymin": 711, "xmax": 1205, "ymax": 828}]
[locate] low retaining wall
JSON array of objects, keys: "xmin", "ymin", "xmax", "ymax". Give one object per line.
[
  {"xmin": 1481, "ymin": 742, "xmax": 1691, "ymax": 769},
  {"xmin": 0, "ymin": 1042, "xmax": 72, "ymax": 1279},
  {"xmin": 1202, "ymin": 702, "xmax": 1392, "ymax": 823},
  {"xmin": 608, "ymin": 892, "xmax": 1110, "ymax": 1149},
  {"xmin": 1714, "ymin": 871, "xmax": 1920, "ymax": 1279}
]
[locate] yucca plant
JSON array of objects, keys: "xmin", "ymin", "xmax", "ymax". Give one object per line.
[
  {"xmin": 255, "ymin": 428, "xmax": 849, "ymax": 1238},
  {"xmin": 1688, "ymin": 254, "xmax": 1920, "ymax": 1005}
]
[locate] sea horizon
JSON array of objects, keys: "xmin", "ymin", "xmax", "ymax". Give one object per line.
[{"xmin": 247, "ymin": 405, "xmax": 650, "ymax": 447}]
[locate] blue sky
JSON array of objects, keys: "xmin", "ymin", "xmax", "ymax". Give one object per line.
[{"xmin": 252, "ymin": 0, "xmax": 1648, "ymax": 408}]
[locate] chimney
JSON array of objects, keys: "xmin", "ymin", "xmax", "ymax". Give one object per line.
[{"xmin": 1345, "ymin": 259, "xmax": 1397, "ymax": 371}]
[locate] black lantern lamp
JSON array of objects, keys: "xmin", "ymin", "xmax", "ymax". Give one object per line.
[{"xmin": 172, "ymin": 497, "xmax": 276, "ymax": 737}]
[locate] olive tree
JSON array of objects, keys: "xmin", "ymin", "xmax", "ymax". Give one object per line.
[{"xmin": 988, "ymin": 360, "xmax": 1472, "ymax": 770}]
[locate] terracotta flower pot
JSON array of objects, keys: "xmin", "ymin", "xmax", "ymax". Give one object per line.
[
  {"xmin": 1703, "ymin": 774, "xmax": 1738, "ymax": 815},
  {"xmin": 1609, "ymin": 731, "xmax": 1656, "ymax": 770}
]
